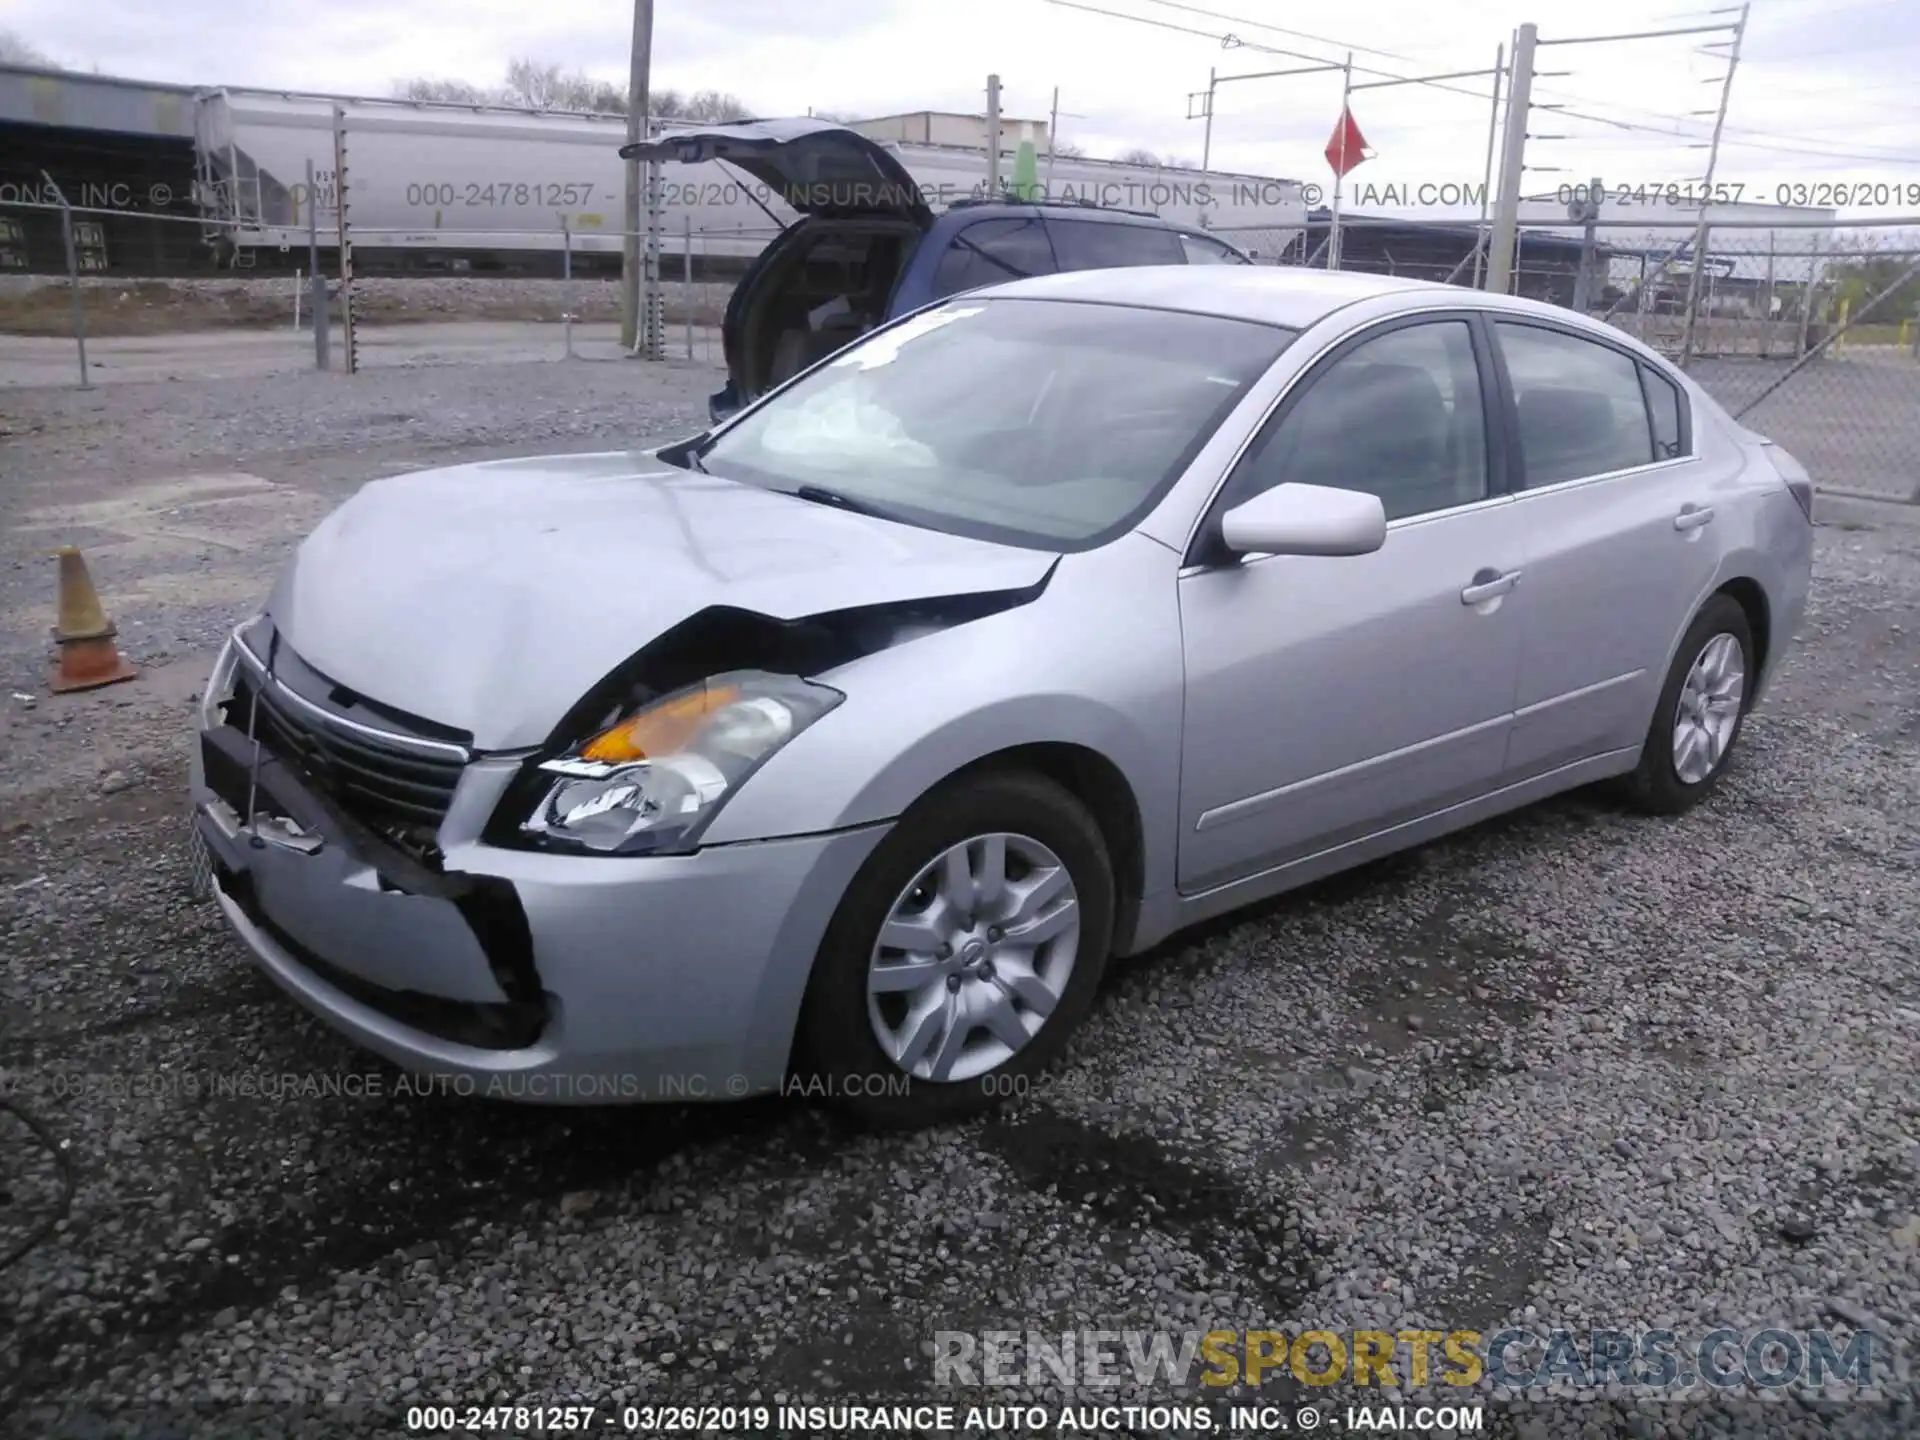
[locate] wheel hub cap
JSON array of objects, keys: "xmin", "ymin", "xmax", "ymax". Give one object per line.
[
  {"xmin": 866, "ymin": 832, "xmax": 1082, "ymax": 1084},
  {"xmin": 1671, "ymin": 631, "xmax": 1745, "ymax": 786}
]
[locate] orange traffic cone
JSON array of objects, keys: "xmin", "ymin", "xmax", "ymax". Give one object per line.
[{"xmin": 49, "ymin": 546, "xmax": 138, "ymax": 693}]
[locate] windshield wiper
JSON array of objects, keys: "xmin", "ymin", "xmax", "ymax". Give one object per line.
[{"xmin": 787, "ymin": 483, "xmax": 898, "ymax": 520}]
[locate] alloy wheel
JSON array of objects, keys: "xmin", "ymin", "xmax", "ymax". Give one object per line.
[
  {"xmin": 1671, "ymin": 631, "xmax": 1745, "ymax": 785},
  {"xmin": 866, "ymin": 831, "xmax": 1082, "ymax": 1083}
]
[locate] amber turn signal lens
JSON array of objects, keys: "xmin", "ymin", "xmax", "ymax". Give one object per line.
[{"xmin": 579, "ymin": 683, "xmax": 742, "ymax": 763}]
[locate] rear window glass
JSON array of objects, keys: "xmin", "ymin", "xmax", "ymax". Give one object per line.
[
  {"xmin": 1047, "ymin": 218, "xmax": 1184, "ymax": 270},
  {"xmin": 1640, "ymin": 363, "xmax": 1688, "ymax": 459},
  {"xmin": 931, "ymin": 218, "xmax": 1055, "ymax": 299},
  {"xmin": 1179, "ymin": 233, "xmax": 1248, "ymax": 265}
]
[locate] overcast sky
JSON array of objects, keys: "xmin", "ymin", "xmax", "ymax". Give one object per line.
[{"xmin": 8, "ymin": 0, "xmax": 1916, "ymax": 213}]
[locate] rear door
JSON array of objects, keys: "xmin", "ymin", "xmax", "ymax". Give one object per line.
[
  {"xmin": 1490, "ymin": 317, "xmax": 1727, "ymax": 776},
  {"xmin": 1043, "ymin": 215, "xmax": 1185, "ymax": 271}
]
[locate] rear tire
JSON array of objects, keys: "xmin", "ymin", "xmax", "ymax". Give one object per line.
[
  {"xmin": 794, "ymin": 770, "xmax": 1114, "ymax": 1127},
  {"xmin": 1619, "ymin": 594, "xmax": 1754, "ymax": 815}
]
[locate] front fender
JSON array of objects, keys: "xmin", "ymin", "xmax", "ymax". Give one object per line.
[{"xmin": 702, "ymin": 533, "xmax": 1185, "ymax": 894}]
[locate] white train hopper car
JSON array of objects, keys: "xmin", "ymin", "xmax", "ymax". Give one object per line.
[{"xmin": 194, "ymin": 88, "xmax": 1307, "ymax": 274}]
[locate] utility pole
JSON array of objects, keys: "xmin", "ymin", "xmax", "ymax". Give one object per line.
[
  {"xmin": 620, "ymin": 0, "xmax": 654, "ymax": 353},
  {"xmin": 1678, "ymin": 0, "xmax": 1748, "ymax": 368},
  {"xmin": 1201, "ymin": 67, "xmax": 1216, "ymax": 172},
  {"xmin": 985, "ymin": 74, "xmax": 1003, "ymax": 197},
  {"xmin": 1485, "ymin": 22, "xmax": 1537, "ymax": 294},
  {"xmin": 1046, "ymin": 86, "xmax": 1060, "ymax": 197},
  {"xmin": 306, "ymin": 158, "xmax": 327, "ymax": 370},
  {"xmin": 1471, "ymin": 42, "xmax": 1504, "ymax": 290},
  {"xmin": 332, "ymin": 106, "xmax": 357, "ymax": 374}
]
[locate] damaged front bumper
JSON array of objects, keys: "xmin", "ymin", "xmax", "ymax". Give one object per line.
[{"xmin": 189, "ymin": 649, "xmax": 890, "ymax": 1103}]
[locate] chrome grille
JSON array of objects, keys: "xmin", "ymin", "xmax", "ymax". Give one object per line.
[{"xmin": 227, "ymin": 666, "xmax": 466, "ymax": 834}]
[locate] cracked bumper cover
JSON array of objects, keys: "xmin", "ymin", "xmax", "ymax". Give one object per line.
[{"xmin": 191, "ymin": 726, "xmax": 889, "ymax": 1102}]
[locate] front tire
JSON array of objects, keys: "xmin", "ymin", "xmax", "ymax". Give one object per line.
[
  {"xmin": 794, "ymin": 770, "xmax": 1114, "ymax": 1127},
  {"xmin": 1620, "ymin": 594, "xmax": 1754, "ymax": 815}
]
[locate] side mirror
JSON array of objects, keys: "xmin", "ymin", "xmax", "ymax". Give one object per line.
[{"xmin": 1219, "ymin": 483, "xmax": 1386, "ymax": 558}]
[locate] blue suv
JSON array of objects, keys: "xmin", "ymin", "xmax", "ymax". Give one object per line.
[{"xmin": 624, "ymin": 117, "xmax": 1252, "ymax": 421}]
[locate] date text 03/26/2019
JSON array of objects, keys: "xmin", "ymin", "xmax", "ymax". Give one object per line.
[{"xmin": 402, "ymin": 1401, "xmax": 1487, "ymax": 1433}]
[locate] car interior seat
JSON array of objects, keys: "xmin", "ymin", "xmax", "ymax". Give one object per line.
[
  {"xmin": 1515, "ymin": 386, "xmax": 1632, "ymax": 486},
  {"xmin": 1278, "ymin": 362, "xmax": 1465, "ymax": 519}
]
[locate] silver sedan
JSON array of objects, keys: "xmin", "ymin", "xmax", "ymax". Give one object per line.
[{"xmin": 189, "ymin": 265, "xmax": 1814, "ymax": 1125}]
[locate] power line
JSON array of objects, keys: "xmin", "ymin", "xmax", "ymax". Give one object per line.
[
  {"xmin": 1051, "ymin": 0, "xmax": 1920, "ymax": 180},
  {"xmin": 1044, "ymin": 0, "xmax": 1501, "ymax": 104},
  {"xmin": 1128, "ymin": 0, "xmax": 1424, "ymax": 64}
]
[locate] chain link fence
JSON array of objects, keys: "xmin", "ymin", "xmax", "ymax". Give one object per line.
[
  {"xmin": 1214, "ymin": 215, "xmax": 1920, "ymax": 505},
  {"xmin": 6, "ymin": 191, "xmax": 1917, "ymax": 504}
]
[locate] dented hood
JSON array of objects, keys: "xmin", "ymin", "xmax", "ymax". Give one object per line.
[{"xmin": 267, "ymin": 452, "xmax": 1055, "ymax": 750}]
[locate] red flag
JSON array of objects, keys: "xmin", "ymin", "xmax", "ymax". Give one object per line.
[{"xmin": 1324, "ymin": 105, "xmax": 1372, "ymax": 179}]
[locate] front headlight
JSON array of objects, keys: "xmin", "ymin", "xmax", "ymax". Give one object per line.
[{"xmin": 519, "ymin": 671, "xmax": 843, "ymax": 855}]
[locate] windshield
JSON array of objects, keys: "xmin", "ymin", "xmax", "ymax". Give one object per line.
[{"xmin": 698, "ymin": 297, "xmax": 1296, "ymax": 550}]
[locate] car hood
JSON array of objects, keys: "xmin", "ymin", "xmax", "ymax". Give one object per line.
[{"xmin": 267, "ymin": 452, "xmax": 1055, "ymax": 751}]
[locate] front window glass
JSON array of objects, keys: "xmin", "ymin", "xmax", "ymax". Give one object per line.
[{"xmin": 700, "ymin": 298, "xmax": 1295, "ymax": 548}]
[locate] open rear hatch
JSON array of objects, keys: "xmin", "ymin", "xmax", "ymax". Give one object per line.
[
  {"xmin": 624, "ymin": 120, "xmax": 934, "ymax": 418},
  {"xmin": 621, "ymin": 118, "xmax": 933, "ymax": 224}
]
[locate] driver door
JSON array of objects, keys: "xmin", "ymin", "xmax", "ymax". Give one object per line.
[{"xmin": 1176, "ymin": 314, "xmax": 1530, "ymax": 893}]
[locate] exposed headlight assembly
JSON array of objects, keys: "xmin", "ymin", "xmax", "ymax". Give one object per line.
[
  {"xmin": 520, "ymin": 671, "xmax": 842, "ymax": 855},
  {"xmin": 197, "ymin": 619, "xmax": 253, "ymax": 730}
]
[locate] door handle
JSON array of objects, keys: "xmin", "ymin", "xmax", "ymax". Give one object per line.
[
  {"xmin": 1674, "ymin": 504, "xmax": 1715, "ymax": 532},
  {"xmin": 1460, "ymin": 568, "xmax": 1521, "ymax": 605}
]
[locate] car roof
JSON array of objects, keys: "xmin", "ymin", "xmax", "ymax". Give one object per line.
[{"xmin": 969, "ymin": 265, "xmax": 1452, "ymax": 329}]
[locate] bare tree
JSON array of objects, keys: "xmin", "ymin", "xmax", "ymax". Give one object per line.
[
  {"xmin": 1112, "ymin": 146, "xmax": 1197, "ymax": 168},
  {"xmin": 392, "ymin": 76, "xmax": 498, "ymax": 104},
  {"xmin": 1051, "ymin": 140, "xmax": 1087, "ymax": 159},
  {"xmin": 392, "ymin": 59, "xmax": 750, "ymax": 121},
  {"xmin": 0, "ymin": 29, "xmax": 55, "ymax": 65},
  {"xmin": 675, "ymin": 89, "xmax": 752, "ymax": 122}
]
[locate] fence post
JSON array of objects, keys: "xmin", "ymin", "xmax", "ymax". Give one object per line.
[
  {"xmin": 293, "ymin": 267, "xmax": 303, "ymax": 331},
  {"xmin": 1678, "ymin": 223, "xmax": 1714, "ymax": 368},
  {"xmin": 561, "ymin": 218, "xmax": 574, "ymax": 360},
  {"xmin": 1795, "ymin": 232, "xmax": 1824, "ymax": 359},
  {"xmin": 39, "ymin": 172, "xmax": 89, "ymax": 389},
  {"xmin": 1759, "ymin": 232, "xmax": 1774, "ymax": 358},
  {"xmin": 684, "ymin": 214, "xmax": 694, "ymax": 361}
]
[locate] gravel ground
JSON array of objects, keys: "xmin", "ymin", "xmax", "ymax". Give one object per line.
[{"xmin": 1, "ymin": 356, "xmax": 1917, "ymax": 1440}]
